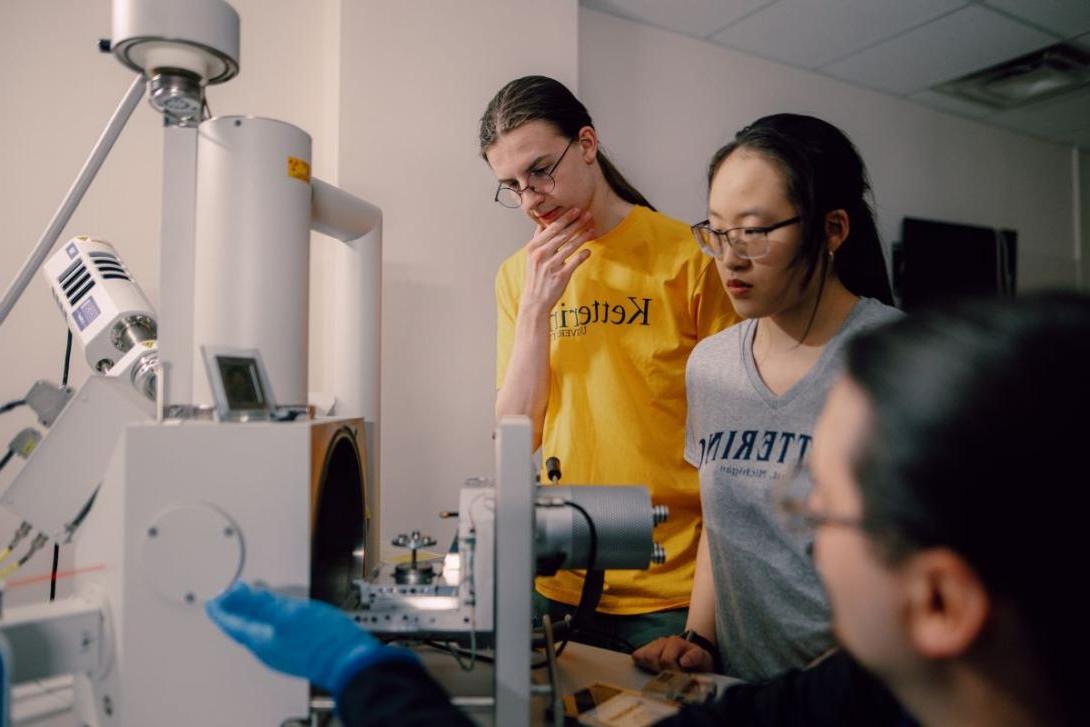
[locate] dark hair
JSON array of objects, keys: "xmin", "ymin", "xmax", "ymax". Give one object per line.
[
  {"xmin": 845, "ymin": 292, "xmax": 1090, "ymax": 719},
  {"xmin": 479, "ymin": 75, "xmax": 655, "ymax": 211},
  {"xmin": 707, "ymin": 114, "xmax": 893, "ymax": 306}
]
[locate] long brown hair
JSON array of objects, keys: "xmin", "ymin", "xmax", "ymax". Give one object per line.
[{"xmin": 480, "ymin": 76, "xmax": 655, "ymax": 211}]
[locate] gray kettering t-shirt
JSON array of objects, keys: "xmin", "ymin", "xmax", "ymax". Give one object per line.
[{"xmin": 685, "ymin": 297, "xmax": 902, "ymax": 681}]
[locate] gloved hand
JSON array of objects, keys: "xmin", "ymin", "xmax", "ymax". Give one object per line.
[{"xmin": 205, "ymin": 581, "xmax": 417, "ymax": 695}]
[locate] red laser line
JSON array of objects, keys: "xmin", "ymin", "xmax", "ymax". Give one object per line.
[{"xmin": 4, "ymin": 563, "xmax": 107, "ymax": 590}]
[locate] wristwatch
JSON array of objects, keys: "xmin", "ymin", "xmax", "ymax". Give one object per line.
[
  {"xmin": 680, "ymin": 629, "xmax": 722, "ymax": 672},
  {"xmin": 680, "ymin": 629, "xmax": 715, "ymax": 654}
]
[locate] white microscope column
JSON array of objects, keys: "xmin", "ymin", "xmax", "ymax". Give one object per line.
[{"xmin": 191, "ymin": 117, "xmax": 312, "ymax": 407}]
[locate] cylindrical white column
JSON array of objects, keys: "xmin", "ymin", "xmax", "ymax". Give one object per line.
[
  {"xmin": 191, "ymin": 116, "xmax": 312, "ymax": 407},
  {"xmin": 158, "ymin": 123, "xmax": 198, "ymax": 408}
]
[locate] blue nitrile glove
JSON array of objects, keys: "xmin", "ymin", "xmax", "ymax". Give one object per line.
[{"xmin": 205, "ymin": 581, "xmax": 418, "ymax": 696}]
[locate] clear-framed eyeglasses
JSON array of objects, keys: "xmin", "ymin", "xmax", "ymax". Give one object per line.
[
  {"xmin": 494, "ymin": 138, "xmax": 576, "ymax": 209},
  {"xmin": 691, "ymin": 216, "xmax": 801, "ymax": 260},
  {"xmin": 771, "ymin": 462, "xmax": 864, "ymax": 538}
]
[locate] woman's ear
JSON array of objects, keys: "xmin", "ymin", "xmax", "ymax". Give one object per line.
[
  {"xmin": 825, "ymin": 209, "xmax": 850, "ymax": 254},
  {"xmin": 902, "ymin": 548, "xmax": 990, "ymax": 660},
  {"xmin": 577, "ymin": 125, "xmax": 599, "ymax": 163}
]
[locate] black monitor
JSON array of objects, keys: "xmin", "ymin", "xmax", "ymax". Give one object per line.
[
  {"xmin": 201, "ymin": 346, "xmax": 277, "ymax": 421},
  {"xmin": 895, "ymin": 217, "xmax": 1016, "ymax": 312},
  {"xmin": 216, "ymin": 356, "xmax": 267, "ymax": 411}
]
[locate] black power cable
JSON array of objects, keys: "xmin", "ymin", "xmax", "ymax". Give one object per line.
[
  {"xmin": 544, "ymin": 500, "xmax": 602, "ymax": 661},
  {"xmin": 422, "ymin": 640, "xmax": 496, "ymax": 664},
  {"xmin": 562, "ymin": 500, "xmax": 600, "ymax": 625},
  {"xmin": 0, "ymin": 399, "xmax": 26, "ymax": 415},
  {"xmin": 50, "ymin": 329, "xmax": 73, "ymax": 600},
  {"xmin": 50, "ymin": 544, "xmax": 60, "ymax": 601},
  {"xmin": 62, "ymin": 330, "xmax": 73, "ymax": 386}
]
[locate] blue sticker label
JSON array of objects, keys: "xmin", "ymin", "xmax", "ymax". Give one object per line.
[
  {"xmin": 66, "ymin": 243, "xmax": 78, "ymax": 259},
  {"xmin": 72, "ymin": 296, "xmax": 100, "ymax": 331}
]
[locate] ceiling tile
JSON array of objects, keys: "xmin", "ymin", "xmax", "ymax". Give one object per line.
[
  {"xmin": 822, "ymin": 4, "xmax": 1056, "ymax": 96},
  {"xmin": 711, "ymin": 0, "xmax": 967, "ymax": 69},
  {"xmin": 909, "ymin": 89, "xmax": 995, "ymax": 119},
  {"xmin": 983, "ymin": 0, "xmax": 1090, "ymax": 38},
  {"xmin": 580, "ymin": 0, "xmax": 774, "ymax": 38},
  {"xmin": 990, "ymin": 87, "xmax": 1090, "ymax": 137}
]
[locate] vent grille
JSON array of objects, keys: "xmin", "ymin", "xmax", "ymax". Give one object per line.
[
  {"xmin": 934, "ymin": 43, "xmax": 1090, "ymax": 110},
  {"xmin": 58, "ymin": 258, "xmax": 94, "ymax": 307},
  {"xmin": 89, "ymin": 250, "xmax": 132, "ymax": 282}
]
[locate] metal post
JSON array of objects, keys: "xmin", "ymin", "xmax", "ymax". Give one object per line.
[
  {"xmin": 157, "ymin": 122, "xmax": 199, "ymax": 408},
  {"xmin": 493, "ymin": 416, "xmax": 533, "ymax": 726}
]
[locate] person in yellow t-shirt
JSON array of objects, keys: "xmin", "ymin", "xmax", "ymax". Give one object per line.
[{"xmin": 480, "ymin": 76, "xmax": 738, "ymax": 651}]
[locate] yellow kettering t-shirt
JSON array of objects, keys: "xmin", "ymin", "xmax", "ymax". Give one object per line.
[{"xmin": 495, "ymin": 206, "xmax": 738, "ymax": 614}]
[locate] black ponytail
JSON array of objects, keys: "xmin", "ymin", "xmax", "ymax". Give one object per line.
[{"xmin": 708, "ymin": 114, "xmax": 893, "ymax": 306}]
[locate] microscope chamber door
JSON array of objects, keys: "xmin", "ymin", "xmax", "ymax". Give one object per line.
[{"xmin": 309, "ymin": 419, "xmax": 374, "ymax": 608}]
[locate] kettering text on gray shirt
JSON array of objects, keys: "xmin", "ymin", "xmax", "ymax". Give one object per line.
[{"xmin": 685, "ymin": 297, "xmax": 903, "ymax": 681}]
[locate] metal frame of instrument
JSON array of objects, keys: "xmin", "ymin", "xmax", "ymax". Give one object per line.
[{"xmin": 0, "ymin": 0, "xmax": 380, "ymax": 723}]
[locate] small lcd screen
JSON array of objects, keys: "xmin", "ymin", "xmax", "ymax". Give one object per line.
[{"xmin": 216, "ymin": 356, "xmax": 266, "ymax": 410}]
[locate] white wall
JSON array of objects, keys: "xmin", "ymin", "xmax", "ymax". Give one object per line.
[
  {"xmin": 578, "ymin": 8, "xmax": 1079, "ymax": 292},
  {"xmin": 337, "ymin": 0, "xmax": 579, "ymax": 550},
  {"xmin": 0, "ymin": 0, "xmax": 338, "ymax": 607}
]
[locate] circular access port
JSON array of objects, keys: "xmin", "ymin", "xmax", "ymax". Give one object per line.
[{"xmin": 140, "ymin": 504, "xmax": 243, "ymax": 606}]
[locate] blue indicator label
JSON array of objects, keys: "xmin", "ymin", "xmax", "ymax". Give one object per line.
[{"xmin": 72, "ymin": 296, "xmax": 100, "ymax": 331}]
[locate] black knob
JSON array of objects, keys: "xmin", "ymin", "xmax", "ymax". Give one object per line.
[
  {"xmin": 545, "ymin": 456, "xmax": 561, "ymax": 483},
  {"xmin": 98, "ymin": 39, "xmax": 112, "ymax": 53}
]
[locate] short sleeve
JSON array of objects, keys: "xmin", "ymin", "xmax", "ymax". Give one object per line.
[
  {"xmin": 683, "ymin": 354, "xmax": 701, "ymax": 467},
  {"xmin": 691, "ymin": 259, "xmax": 738, "ymax": 341}
]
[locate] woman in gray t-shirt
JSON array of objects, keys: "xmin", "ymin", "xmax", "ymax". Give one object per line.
[{"xmin": 634, "ymin": 114, "xmax": 901, "ymax": 681}]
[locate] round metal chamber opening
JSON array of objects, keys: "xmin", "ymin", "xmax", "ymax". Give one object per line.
[{"xmin": 311, "ymin": 428, "xmax": 366, "ymax": 607}]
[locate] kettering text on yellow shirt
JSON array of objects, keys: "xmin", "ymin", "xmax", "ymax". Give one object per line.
[{"xmin": 495, "ymin": 206, "xmax": 738, "ymax": 614}]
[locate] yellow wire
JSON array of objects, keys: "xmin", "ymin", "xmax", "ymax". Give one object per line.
[
  {"xmin": 0, "ymin": 547, "xmax": 10, "ymax": 564},
  {"xmin": 0, "ymin": 561, "xmax": 19, "ymax": 578}
]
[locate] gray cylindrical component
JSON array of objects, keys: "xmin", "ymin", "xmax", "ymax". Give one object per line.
[
  {"xmin": 148, "ymin": 70, "xmax": 204, "ymax": 125},
  {"xmin": 131, "ymin": 348, "xmax": 160, "ymax": 400},
  {"xmin": 534, "ymin": 486, "xmax": 655, "ymax": 570},
  {"xmin": 112, "ymin": 314, "xmax": 157, "ymax": 353}
]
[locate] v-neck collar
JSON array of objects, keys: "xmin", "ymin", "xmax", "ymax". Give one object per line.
[{"xmin": 740, "ymin": 299, "xmax": 866, "ymax": 409}]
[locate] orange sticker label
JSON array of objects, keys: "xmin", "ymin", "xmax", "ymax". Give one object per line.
[{"xmin": 288, "ymin": 157, "xmax": 311, "ymax": 183}]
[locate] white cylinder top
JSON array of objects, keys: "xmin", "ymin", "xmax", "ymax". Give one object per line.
[{"xmin": 111, "ymin": 0, "xmax": 240, "ymax": 83}]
